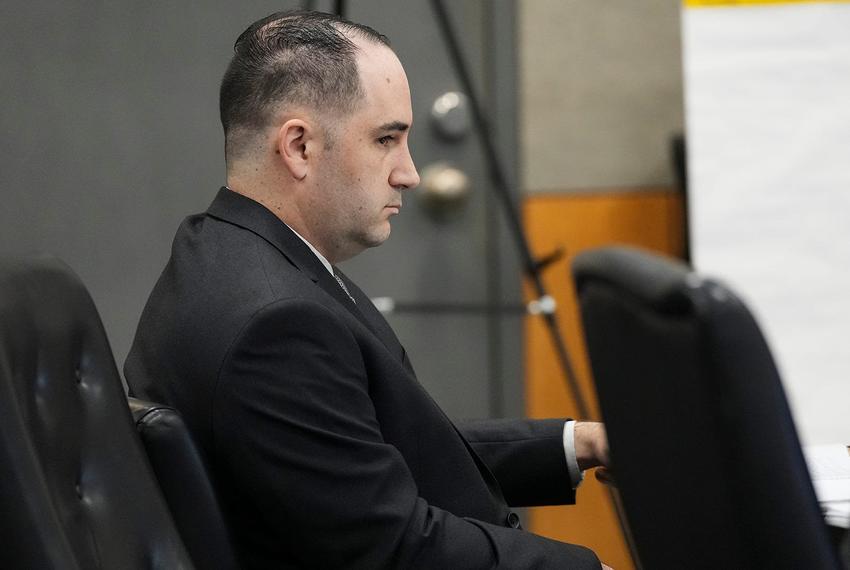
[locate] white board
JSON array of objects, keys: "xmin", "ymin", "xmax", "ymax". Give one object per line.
[{"xmin": 683, "ymin": 1, "xmax": 850, "ymax": 445}]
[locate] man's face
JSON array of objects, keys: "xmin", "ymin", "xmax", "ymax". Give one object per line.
[{"xmin": 307, "ymin": 39, "xmax": 420, "ymax": 263}]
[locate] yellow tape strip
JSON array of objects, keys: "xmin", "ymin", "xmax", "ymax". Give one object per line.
[{"xmin": 685, "ymin": 0, "xmax": 849, "ymax": 6}]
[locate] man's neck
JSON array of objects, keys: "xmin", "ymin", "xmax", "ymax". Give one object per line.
[
  {"xmin": 286, "ymin": 224, "xmax": 334, "ymax": 275},
  {"xmin": 224, "ymin": 182, "xmax": 335, "ymax": 274}
]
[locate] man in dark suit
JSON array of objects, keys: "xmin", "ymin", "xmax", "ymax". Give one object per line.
[{"xmin": 126, "ymin": 10, "xmax": 611, "ymax": 569}]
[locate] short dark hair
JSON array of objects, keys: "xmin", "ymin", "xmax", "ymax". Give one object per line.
[{"xmin": 219, "ymin": 10, "xmax": 390, "ymax": 161}]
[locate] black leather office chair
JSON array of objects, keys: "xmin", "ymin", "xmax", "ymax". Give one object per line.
[
  {"xmin": 572, "ymin": 246, "xmax": 841, "ymax": 570},
  {"xmin": 0, "ymin": 255, "xmax": 235, "ymax": 569}
]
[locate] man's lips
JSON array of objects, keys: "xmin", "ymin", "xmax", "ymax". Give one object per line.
[{"xmin": 385, "ymin": 204, "xmax": 401, "ymax": 213}]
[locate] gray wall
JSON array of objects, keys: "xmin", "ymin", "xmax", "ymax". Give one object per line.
[
  {"xmin": 1, "ymin": 1, "xmax": 685, "ymax": 418},
  {"xmin": 520, "ymin": 0, "xmax": 684, "ymax": 193},
  {"xmin": 1, "ymin": 1, "xmax": 524, "ymax": 420},
  {"xmin": 1, "ymin": 1, "xmax": 300, "ymax": 367}
]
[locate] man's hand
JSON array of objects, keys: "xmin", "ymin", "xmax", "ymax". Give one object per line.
[{"xmin": 574, "ymin": 421, "xmax": 613, "ymax": 484}]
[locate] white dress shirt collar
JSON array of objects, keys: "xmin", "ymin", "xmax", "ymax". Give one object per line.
[{"xmin": 286, "ymin": 224, "xmax": 334, "ymax": 276}]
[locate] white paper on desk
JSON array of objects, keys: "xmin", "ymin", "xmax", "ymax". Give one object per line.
[{"xmin": 804, "ymin": 444, "xmax": 850, "ymax": 503}]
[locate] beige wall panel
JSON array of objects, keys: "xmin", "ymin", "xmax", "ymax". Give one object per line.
[{"xmin": 520, "ymin": 1, "xmax": 684, "ymax": 193}]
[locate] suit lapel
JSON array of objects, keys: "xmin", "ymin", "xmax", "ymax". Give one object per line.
[{"xmin": 206, "ymin": 188, "xmax": 404, "ymax": 359}]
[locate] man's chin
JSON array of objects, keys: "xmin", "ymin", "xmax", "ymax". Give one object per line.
[{"xmin": 363, "ymin": 226, "xmax": 392, "ymax": 248}]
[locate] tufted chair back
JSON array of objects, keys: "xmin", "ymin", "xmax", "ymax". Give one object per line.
[{"xmin": 0, "ymin": 256, "xmax": 194, "ymax": 569}]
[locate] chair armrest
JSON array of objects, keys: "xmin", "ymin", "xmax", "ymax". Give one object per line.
[{"xmin": 128, "ymin": 397, "xmax": 238, "ymax": 570}]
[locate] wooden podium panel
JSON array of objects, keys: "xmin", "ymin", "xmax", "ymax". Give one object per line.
[{"xmin": 523, "ymin": 189, "xmax": 685, "ymax": 570}]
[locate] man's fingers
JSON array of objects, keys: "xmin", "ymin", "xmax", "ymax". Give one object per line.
[{"xmin": 594, "ymin": 466, "xmax": 616, "ymax": 486}]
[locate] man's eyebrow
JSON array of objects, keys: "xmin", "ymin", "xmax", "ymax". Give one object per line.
[{"xmin": 373, "ymin": 121, "xmax": 410, "ymax": 134}]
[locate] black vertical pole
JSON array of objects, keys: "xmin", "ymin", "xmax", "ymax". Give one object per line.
[
  {"xmin": 428, "ymin": 2, "xmax": 640, "ymax": 562},
  {"xmin": 429, "ymin": 0, "xmax": 590, "ymax": 419},
  {"xmin": 482, "ymin": 5, "xmax": 504, "ymax": 419}
]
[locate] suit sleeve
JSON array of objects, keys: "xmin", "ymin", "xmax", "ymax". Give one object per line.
[
  {"xmin": 213, "ymin": 299, "xmax": 600, "ymax": 569},
  {"xmin": 459, "ymin": 418, "xmax": 577, "ymax": 508}
]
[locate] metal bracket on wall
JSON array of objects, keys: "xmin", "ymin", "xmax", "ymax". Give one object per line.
[{"xmin": 371, "ymin": 298, "xmax": 526, "ymax": 316}]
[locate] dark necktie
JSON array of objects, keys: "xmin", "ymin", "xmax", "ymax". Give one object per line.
[{"xmin": 332, "ymin": 268, "xmax": 356, "ymax": 304}]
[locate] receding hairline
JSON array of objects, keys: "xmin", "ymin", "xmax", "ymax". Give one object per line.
[
  {"xmin": 222, "ymin": 12, "xmax": 394, "ymax": 165},
  {"xmin": 239, "ymin": 33, "xmax": 385, "ymax": 140}
]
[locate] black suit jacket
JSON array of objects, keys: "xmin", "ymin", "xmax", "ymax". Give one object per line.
[{"xmin": 125, "ymin": 188, "xmax": 600, "ymax": 569}]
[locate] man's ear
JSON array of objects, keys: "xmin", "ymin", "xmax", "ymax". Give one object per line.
[{"xmin": 276, "ymin": 118, "xmax": 312, "ymax": 180}]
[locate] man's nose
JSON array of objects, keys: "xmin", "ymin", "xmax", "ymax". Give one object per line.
[{"xmin": 391, "ymin": 146, "xmax": 420, "ymax": 190}]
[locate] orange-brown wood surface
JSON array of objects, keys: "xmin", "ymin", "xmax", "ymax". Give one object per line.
[{"xmin": 523, "ymin": 189, "xmax": 685, "ymax": 570}]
